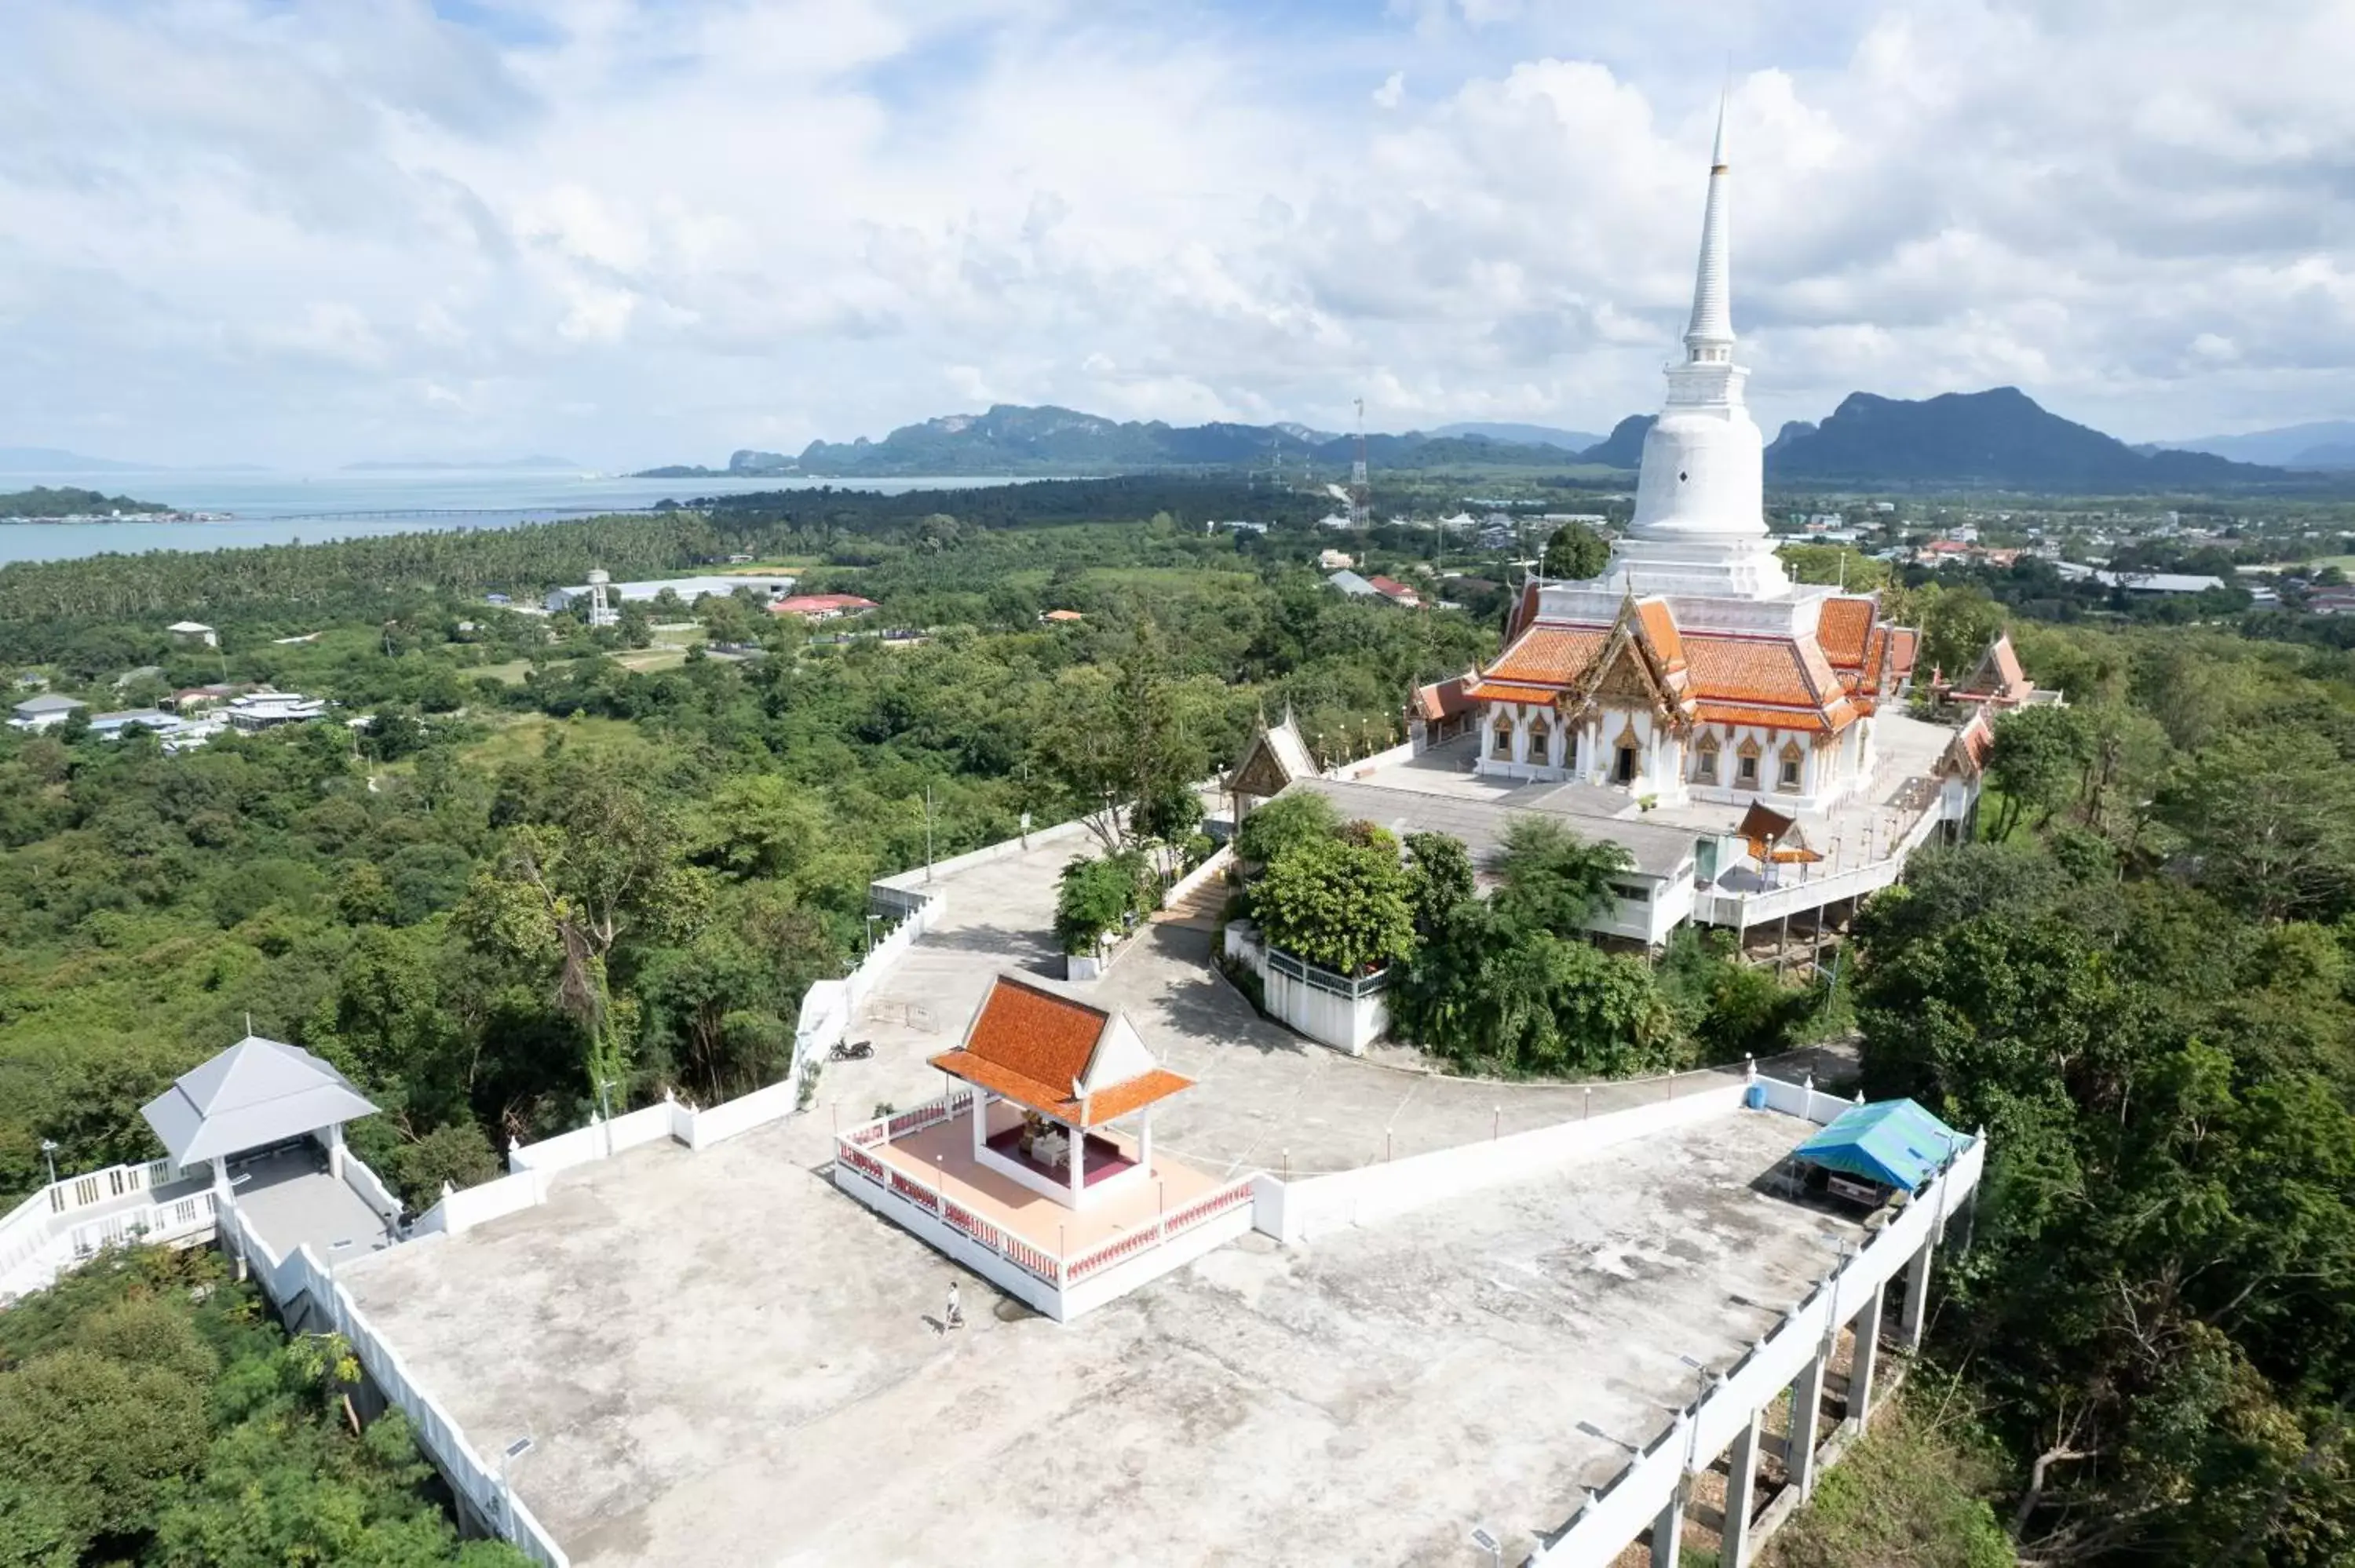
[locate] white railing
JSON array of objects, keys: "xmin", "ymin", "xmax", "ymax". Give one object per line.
[
  {"xmin": 220, "ymin": 1203, "xmax": 569, "ymax": 1566},
  {"xmin": 2, "ymin": 1161, "xmax": 214, "ymax": 1301},
  {"xmin": 1754, "ymin": 1074, "xmax": 1862, "ymax": 1126},
  {"xmin": 1532, "ymin": 1132, "xmax": 1988, "ymax": 1568},
  {"xmin": 1159, "ymin": 844, "xmax": 1233, "ymax": 912},
  {"xmin": 342, "ymin": 1152, "xmax": 405, "ymax": 1223},
  {"xmin": 831, "ymin": 1096, "xmax": 1258, "ymax": 1315},
  {"xmin": 1703, "ymin": 799, "xmax": 1948, "ymax": 928}
]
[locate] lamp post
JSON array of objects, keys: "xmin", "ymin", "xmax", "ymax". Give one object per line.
[
  {"xmin": 499, "ymin": 1435, "xmax": 535, "ymax": 1540},
  {"xmin": 39, "ymin": 1139, "xmax": 58, "ymax": 1189},
  {"xmin": 597, "ymin": 1077, "xmax": 619, "ymax": 1156}
]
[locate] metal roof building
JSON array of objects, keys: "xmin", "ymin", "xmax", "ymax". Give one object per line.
[{"xmin": 141, "ymin": 1035, "xmax": 380, "ymax": 1166}]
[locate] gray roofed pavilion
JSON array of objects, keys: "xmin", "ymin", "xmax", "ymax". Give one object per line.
[{"xmin": 141, "ymin": 1035, "xmax": 380, "ymax": 1166}]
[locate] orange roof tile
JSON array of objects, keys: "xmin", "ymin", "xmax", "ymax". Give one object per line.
[
  {"xmin": 1681, "ymin": 636, "xmax": 1820, "ymax": 706},
  {"xmin": 1695, "ymin": 701, "xmax": 1857, "ymax": 735},
  {"xmin": 1412, "ymin": 675, "xmax": 1477, "ymax": 722},
  {"xmin": 929, "ymin": 975, "xmax": 1193, "ymax": 1125},
  {"xmin": 962, "ymin": 974, "xmax": 1105, "ymax": 1088},
  {"xmin": 1634, "ymin": 600, "xmax": 1688, "ymax": 669},
  {"xmin": 1466, "ymin": 680, "xmax": 1564, "ymax": 706},
  {"xmin": 1485, "ymin": 625, "xmax": 1607, "ymax": 687},
  {"xmin": 1816, "ymin": 598, "xmax": 1875, "ymax": 669},
  {"xmin": 1887, "ymin": 628, "xmax": 1920, "ymax": 677}
]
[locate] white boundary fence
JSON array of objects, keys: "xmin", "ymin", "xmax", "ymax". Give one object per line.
[
  {"xmin": 220, "ymin": 1203, "xmax": 569, "ymax": 1566},
  {"xmin": 1262, "ymin": 1078, "xmax": 1753, "ymax": 1243}
]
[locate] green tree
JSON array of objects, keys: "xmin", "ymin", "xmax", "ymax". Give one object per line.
[
  {"xmin": 1234, "ymin": 791, "xmax": 1339, "ymax": 869},
  {"xmin": 456, "ymin": 765, "xmax": 712, "ymax": 1106},
  {"xmin": 1251, "ymin": 836, "xmax": 1415, "ymax": 976},
  {"xmin": 1490, "ymin": 817, "xmax": 1632, "ymax": 936},
  {"xmin": 1985, "ymin": 703, "xmax": 2093, "ymax": 840},
  {"xmin": 1539, "ymin": 522, "xmax": 1608, "ymax": 580},
  {"xmin": 2156, "ymin": 728, "xmax": 2355, "ymax": 921},
  {"xmin": 1404, "ymin": 831, "xmax": 1476, "ymax": 939}
]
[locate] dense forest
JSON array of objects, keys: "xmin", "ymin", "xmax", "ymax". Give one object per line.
[
  {"xmin": 4, "ymin": 481, "xmax": 2355, "ymax": 1563},
  {"xmin": 0, "ymin": 493, "xmax": 1488, "ymax": 1213},
  {"xmin": 0, "ymin": 1245, "xmax": 527, "ymax": 1566}
]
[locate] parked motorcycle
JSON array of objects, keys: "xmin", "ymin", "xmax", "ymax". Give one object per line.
[{"xmin": 829, "ymin": 1039, "xmax": 874, "ymax": 1062}]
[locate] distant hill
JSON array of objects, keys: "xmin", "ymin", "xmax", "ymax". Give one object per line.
[
  {"xmin": 0, "ymin": 485, "xmax": 173, "ymax": 520},
  {"xmin": 779, "ymin": 404, "xmax": 1579, "ymax": 476},
  {"xmin": 1431, "ymin": 421, "xmax": 1605, "ymax": 450},
  {"xmin": 2155, "ymin": 421, "xmax": 2355, "ymax": 470},
  {"xmin": 0, "ymin": 446, "xmax": 148, "ymax": 474},
  {"xmin": 1576, "ymin": 416, "xmax": 1656, "ymax": 470},
  {"xmin": 1762, "ymin": 388, "xmax": 2280, "ymax": 490}
]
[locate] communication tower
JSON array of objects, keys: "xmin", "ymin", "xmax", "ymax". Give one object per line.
[{"xmin": 1348, "ymin": 398, "xmax": 1372, "ymax": 534}]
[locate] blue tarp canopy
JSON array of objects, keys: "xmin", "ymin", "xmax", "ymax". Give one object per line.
[{"xmin": 1792, "ymin": 1098, "xmax": 1963, "ymax": 1191}]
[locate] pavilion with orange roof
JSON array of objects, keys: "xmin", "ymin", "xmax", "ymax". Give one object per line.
[{"xmin": 929, "ymin": 974, "xmax": 1193, "ymax": 1211}]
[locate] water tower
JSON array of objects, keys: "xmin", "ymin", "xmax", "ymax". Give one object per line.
[{"xmin": 586, "ymin": 568, "xmax": 619, "ymax": 628}]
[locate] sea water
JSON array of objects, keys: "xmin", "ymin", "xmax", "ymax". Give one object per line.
[{"xmin": 0, "ymin": 470, "xmax": 1025, "ymax": 565}]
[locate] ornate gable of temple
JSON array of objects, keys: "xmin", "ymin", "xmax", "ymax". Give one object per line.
[{"xmin": 1452, "ymin": 590, "xmax": 1915, "ymax": 738}]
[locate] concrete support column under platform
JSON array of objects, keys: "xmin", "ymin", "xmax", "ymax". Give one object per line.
[
  {"xmin": 1848, "ymin": 1278, "xmax": 1888, "ymax": 1429},
  {"xmin": 1721, "ymin": 1406, "xmax": 1764, "ymax": 1568},
  {"xmin": 1648, "ymin": 1479, "xmax": 1685, "ymax": 1568},
  {"xmin": 1785, "ymin": 1351, "xmax": 1828, "ymax": 1501},
  {"xmin": 1900, "ymin": 1235, "xmax": 1934, "ymax": 1350}
]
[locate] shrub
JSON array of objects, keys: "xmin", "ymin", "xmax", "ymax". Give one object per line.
[{"xmin": 1252, "ymin": 837, "xmax": 1415, "ymax": 977}]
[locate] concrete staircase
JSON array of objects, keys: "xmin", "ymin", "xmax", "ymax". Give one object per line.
[{"xmin": 1155, "ymin": 875, "xmax": 1228, "ymax": 932}]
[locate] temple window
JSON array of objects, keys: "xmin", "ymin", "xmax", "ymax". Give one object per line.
[
  {"xmin": 1528, "ymin": 715, "xmax": 1552, "ymax": 768},
  {"xmin": 1736, "ymin": 739, "xmax": 1761, "ymax": 788},
  {"xmin": 1492, "ymin": 713, "xmax": 1514, "ymax": 760},
  {"xmin": 1777, "ymin": 742, "xmax": 1805, "ymax": 793},
  {"xmin": 1694, "ymin": 734, "xmax": 1719, "ymax": 785}
]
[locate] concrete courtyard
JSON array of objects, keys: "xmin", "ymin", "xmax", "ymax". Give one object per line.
[
  {"xmin": 800, "ymin": 836, "xmax": 1849, "ymax": 1178},
  {"xmin": 347, "ymin": 1103, "xmax": 1855, "ymax": 1567}
]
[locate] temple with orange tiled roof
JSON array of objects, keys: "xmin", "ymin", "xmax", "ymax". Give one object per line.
[
  {"xmin": 930, "ymin": 974, "xmax": 1192, "ymax": 1211},
  {"xmin": 1415, "ymin": 102, "xmax": 1922, "ymax": 815}
]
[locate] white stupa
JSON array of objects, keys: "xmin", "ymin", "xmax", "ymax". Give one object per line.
[{"xmin": 1598, "ymin": 100, "xmax": 1794, "ymax": 604}]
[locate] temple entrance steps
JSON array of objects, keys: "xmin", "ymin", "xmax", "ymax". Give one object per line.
[{"xmin": 1154, "ymin": 877, "xmax": 1226, "ymax": 932}]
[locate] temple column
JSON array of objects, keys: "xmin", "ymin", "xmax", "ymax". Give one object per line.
[
  {"xmin": 1068, "ymin": 1120, "xmax": 1086, "ymax": 1205},
  {"xmin": 971, "ymin": 1092, "xmax": 988, "ymax": 1161},
  {"xmin": 1139, "ymin": 1106, "xmax": 1154, "ymax": 1173},
  {"xmin": 325, "ymin": 1121, "xmax": 345, "ymax": 1180}
]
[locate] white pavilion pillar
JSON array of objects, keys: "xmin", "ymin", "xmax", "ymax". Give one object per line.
[
  {"xmin": 1068, "ymin": 1118, "xmax": 1086, "ymax": 1205},
  {"xmin": 325, "ymin": 1121, "xmax": 346, "ymax": 1180},
  {"xmin": 1139, "ymin": 1105, "xmax": 1154, "ymax": 1173},
  {"xmin": 970, "ymin": 1092, "xmax": 988, "ymax": 1161}
]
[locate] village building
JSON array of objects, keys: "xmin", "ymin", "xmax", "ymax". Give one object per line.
[
  {"xmin": 167, "ymin": 619, "xmax": 219, "ymax": 648},
  {"xmin": 8, "ymin": 693, "xmax": 83, "ymax": 731},
  {"xmin": 769, "ymin": 593, "xmax": 881, "ymax": 620}
]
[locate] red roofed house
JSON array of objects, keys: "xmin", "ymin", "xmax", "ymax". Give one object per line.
[
  {"xmin": 1365, "ymin": 574, "xmax": 1423, "ymax": 608},
  {"xmin": 769, "ymin": 593, "xmax": 881, "ymax": 620},
  {"xmin": 930, "ymin": 974, "xmax": 1192, "ymax": 1210}
]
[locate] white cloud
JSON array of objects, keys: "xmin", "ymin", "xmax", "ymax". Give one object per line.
[{"xmin": 0, "ymin": 0, "xmax": 2350, "ymax": 465}]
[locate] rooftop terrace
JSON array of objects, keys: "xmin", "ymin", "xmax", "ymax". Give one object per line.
[{"xmin": 346, "ymin": 1105, "xmax": 1854, "ymax": 1566}]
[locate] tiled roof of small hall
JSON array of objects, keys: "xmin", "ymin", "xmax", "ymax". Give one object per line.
[{"xmin": 1816, "ymin": 598, "xmax": 1876, "ymax": 669}]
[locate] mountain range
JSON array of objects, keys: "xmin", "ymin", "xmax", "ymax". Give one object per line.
[
  {"xmin": 2152, "ymin": 420, "xmax": 2355, "ymax": 470},
  {"xmin": 644, "ymin": 388, "xmax": 2328, "ymax": 492}
]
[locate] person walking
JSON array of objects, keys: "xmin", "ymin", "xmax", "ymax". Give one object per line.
[{"xmin": 944, "ymin": 1278, "xmax": 964, "ymax": 1332}]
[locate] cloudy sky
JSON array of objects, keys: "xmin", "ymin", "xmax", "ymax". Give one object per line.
[{"xmin": 2, "ymin": 0, "xmax": 2350, "ymax": 469}]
